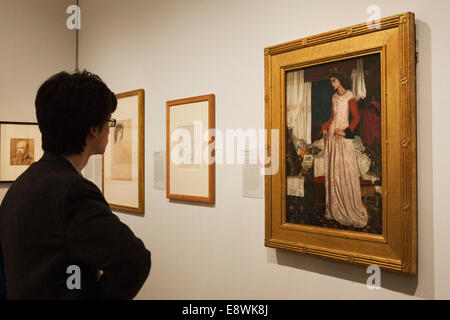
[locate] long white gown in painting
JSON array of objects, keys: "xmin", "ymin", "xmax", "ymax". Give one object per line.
[{"xmin": 323, "ymin": 90, "xmax": 368, "ymax": 228}]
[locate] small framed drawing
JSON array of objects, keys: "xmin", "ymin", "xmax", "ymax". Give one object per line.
[
  {"xmin": 102, "ymin": 89, "xmax": 145, "ymax": 214},
  {"xmin": 0, "ymin": 122, "xmax": 43, "ymax": 182},
  {"xmin": 166, "ymin": 94, "xmax": 215, "ymax": 204},
  {"xmin": 265, "ymin": 12, "xmax": 417, "ymax": 273}
]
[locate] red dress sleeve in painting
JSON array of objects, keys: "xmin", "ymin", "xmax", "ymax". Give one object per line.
[{"xmin": 348, "ymin": 98, "xmax": 360, "ymax": 132}]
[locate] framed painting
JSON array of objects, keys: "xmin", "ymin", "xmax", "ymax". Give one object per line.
[
  {"xmin": 166, "ymin": 94, "xmax": 215, "ymax": 204},
  {"xmin": 102, "ymin": 89, "xmax": 145, "ymax": 214},
  {"xmin": 0, "ymin": 122, "xmax": 43, "ymax": 182},
  {"xmin": 264, "ymin": 12, "xmax": 417, "ymax": 273}
]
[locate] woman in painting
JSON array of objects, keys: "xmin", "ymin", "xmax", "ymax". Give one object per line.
[{"xmin": 321, "ymin": 68, "xmax": 368, "ymax": 228}]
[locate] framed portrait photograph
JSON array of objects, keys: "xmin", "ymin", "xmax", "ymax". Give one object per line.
[
  {"xmin": 166, "ymin": 94, "xmax": 215, "ymax": 204},
  {"xmin": 102, "ymin": 89, "xmax": 145, "ymax": 214},
  {"xmin": 0, "ymin": 122, "xmax": 43, "ymax": 182},
  {"xmin": 264, "ymin": 12, "xmax": 417, "ymax": 273}
]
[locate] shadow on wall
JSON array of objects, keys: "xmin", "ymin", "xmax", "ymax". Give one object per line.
[
  {"xmin": 269, "ymin": 248, "xmax": 418, "ymax": 296},
  {"xmin": 413, "ymin": 18, "xmax": 435, "ymax": 299},
  {"xmin": 168, "ymin": 199, "xmax": 216, "ymax": 209},
  {"xmin": 265, "ymin": 18, "xmax": 435, "ymax": 299}
]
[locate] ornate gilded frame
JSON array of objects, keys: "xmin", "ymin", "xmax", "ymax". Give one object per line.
[{"xmin": 264, "ymin": 13, "xmax": 417, "ymax": 273}]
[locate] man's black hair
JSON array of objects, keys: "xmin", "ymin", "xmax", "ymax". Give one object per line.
[{"xmin": 35, "ymin": 70, "xmax": 117, "ymax": 155}]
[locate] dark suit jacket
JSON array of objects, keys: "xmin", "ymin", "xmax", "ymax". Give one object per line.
[{"xmin": 0, "ymin": 152, "xmax": 151, "ymax": 300}]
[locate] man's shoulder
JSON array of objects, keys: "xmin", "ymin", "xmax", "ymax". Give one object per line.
[
  {"xmin": 16, "ymin": 159, "xmax": 80, "ymax": 185},
  {"xmin": 66, "ymin": 176, "xmax": 104, "ymax": 199},
  {"xmin": 6, "ymin": 159, "xmax": 102, "ymax": 205}
]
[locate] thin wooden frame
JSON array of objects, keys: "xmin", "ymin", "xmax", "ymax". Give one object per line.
[
  {"xmin": 265, "ymin": 13, "xmax": 417, "ymax": 273},
  {"xmin": 102, "ymin": 89, "xmax": 145, "ymax": 214},
  {"xmin": 0, "ymin": 121, "xmax": 42, "ymax": 183},
  {"xmin": 166, "ymin": 94, "xmax": 215, "ymax": 204}
]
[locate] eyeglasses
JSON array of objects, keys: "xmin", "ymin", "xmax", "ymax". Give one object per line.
[{"xmin": 107, "ymin": 118, "xmax": 117, "ymax": 128}]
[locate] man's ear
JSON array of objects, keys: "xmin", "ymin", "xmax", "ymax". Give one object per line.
[{"xmin": 88, "ymin": 126, "xmax": 100, "ymax": 139}]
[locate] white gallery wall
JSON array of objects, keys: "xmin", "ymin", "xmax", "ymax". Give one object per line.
[
  {"xmin": 78, "ymin": 0, "xmax": 450, "ymax": 300},
  {"xmin": 0, "ymin": 0, "xmax": 75, "ymax": 198},
  {"xmin": 0, "ymin": 0, "xmax": 449, "ymax": 299}
]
